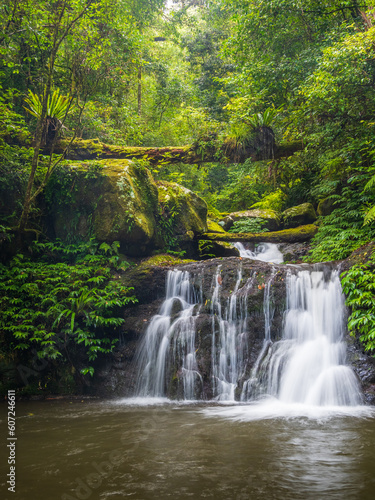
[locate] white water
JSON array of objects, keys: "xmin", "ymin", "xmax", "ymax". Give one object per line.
[
  {"xmin": 135, "ymin": 270, "xmax": 202, "ymax": 399},
  {"xmin": 234, "ymin": 241, "xmax": 284, "ymax": 263},
  {"xmin": 241, "ymin": 269, "xmax": 362, "ymax": 406},
  {"xmin": 210, "ymin": 266, "xmax": 256, "ymax": 401},
  {"xmin": 134, "ymin": 265, "xmax": 363, "ymax": 409}
]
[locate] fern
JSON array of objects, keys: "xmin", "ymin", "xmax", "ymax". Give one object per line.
[{"xmin": 364, "ymin": 205, "xmax": 375, "ymax": 225}]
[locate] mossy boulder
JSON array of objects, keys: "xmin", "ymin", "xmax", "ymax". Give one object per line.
[
  {"xmin": 47, "ymin": 159, "xmax": 159, "ymax": 255},
  {"xmin": 207, "ymin": 219, "xmax": 226, "ymax": 233},
  {"xmin": 282, "ymin": 203, "xmax": 317, "ymax": 229},
  {"xmin": 223, "ymin": 209, "xmax": 281, "ymax": 232},
  {"xmin": 157, "ymin": 181, "xmax": 208, "ymax": 237}
]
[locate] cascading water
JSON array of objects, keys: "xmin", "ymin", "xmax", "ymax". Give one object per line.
[
  {"xmin": 135, "ymin": 270, "xmax": 202, "ymax": 399},
  {"xmin": 234, "ymin": 241, "xmax": 284, "ymax": 264},
  {"xmin": 210, "ymin": 266, "xmax": 256, "ymax": 401},
  {"xmin": 133, "ymin": 249, "xmax": 362, "ymax": 407},
  {"xmin": 242, "ymin": 268, "xmax": 362, "ymax": 406}
]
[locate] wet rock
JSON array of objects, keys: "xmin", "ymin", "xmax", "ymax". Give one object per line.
[{"xmin": 278, "ymin": 242, "xmax": 311, "ymax": 262}]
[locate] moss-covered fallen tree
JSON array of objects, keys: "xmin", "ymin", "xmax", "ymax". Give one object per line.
[
  {"xmin": 43, "ymin": 138, "xmax": 303, "ymax": 164},
  {"xmin": 199, "ymin": 224, "xmax": 318, "ymax": 243}
]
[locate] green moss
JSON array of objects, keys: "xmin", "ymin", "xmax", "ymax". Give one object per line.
[
  {"xmin": 223, "ymin": 209, "xmax": 281, "ymax": 232},
  {"xmin": 47, "ymin": 159, "xmax": 159, "ymax": 254},
  {"xmin": 201, "ymin": 224, "xmax": 318, "ymax": 243},
  {"xmin": 139, "ymin": 254, "xmax": 196, "ymax": 267},
  {"xmin": 157, "ymin": 181, "xmax": 208, "ymax": 235},
  {"xmin": 207, "ymin": 219, "xmax": 226, "ymax": 233},
  {"xmin": 56, "ymin": 139, "xmax": 194, "ymax": 164}
]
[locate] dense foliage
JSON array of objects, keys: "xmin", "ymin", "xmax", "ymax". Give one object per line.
[
  {"xmin": 2, "ymin": 0, "xmax": 375, "ymax": 378},
  {"xmin": 0, "ymin": 239, "xmax": 136, "ymax": 380},
  {"xmin": 342, "ymin": 256, "xmax": 375, "ymax": 353}
]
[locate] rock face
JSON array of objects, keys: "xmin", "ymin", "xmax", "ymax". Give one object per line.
[
  {"xmin": 46, "ymin": 162, "xmax": 208, "ymax": 256},
  {"xmin": 282, "ymin": 202, "xmax": 317, "ymax": 228},
  {"xmin": 223, "ymin": 209, "xmax": 281, "ymax": 231},
  {"xmin": 157, "ymin": 181, "xmax": 208, "ymax": 236},
  {"xmin": 96, "ymin": 257, "xmax": 286, "ymax": 398},
  {"xmin": 48, "ymin": 160, "xmax": 159, "ymax": 255}
]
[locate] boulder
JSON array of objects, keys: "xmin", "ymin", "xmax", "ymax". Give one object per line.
[
  {"xmin": 47, "ymin": 159, "xmax": 159, "ymax": 255},
  {"xmin": 157, "ymin": 181, "xmax": 208, "ymax": 236},
  {"xmin": 282, "ymin": 203, "xmax": 317, "ymax": 228},
  {"xmin": 207, "ymin": 218, "xmax": 226, "ymax": 233},
  {"xmin": 222, "ymin": 209, "xmax": 281, "ymax": 232},
  {"xmin": 198, "ymin": 240, "xmax": 240, "ymax": 259}
]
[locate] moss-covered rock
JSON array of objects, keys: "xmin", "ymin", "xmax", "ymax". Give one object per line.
[
  {"xmin": 157, "ymin": 181, "xmax": 208, "ymax": 236},
  {"xmin": 223, "ymin": 209, "xmax": 281, "ymax": 231},
  {"xmin": 200, "ymin": 224, "xmax": 318, "ymax": 243},
  {"xmin": 47, "ymin": 159, "xmax": 159, "ymax": 255},
  {"xmin": 207, "ymin": 219, "xmax": 226, "ymax": 233},
  {"xmin": 282, "ymin": 203, "xmax": 317, "ymax": 228}
]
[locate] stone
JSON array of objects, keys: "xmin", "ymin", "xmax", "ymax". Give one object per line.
[
  {"xmin": 282, "ymin": 203, "xmax": 317, "ymax": 228},
  {"xmin": 157, "ymin": 181, "xmax": 208, "ymax": 236},
  {"xmin": 198, "ymin": 240, "xmax": 240, "ymax": 259},
  {"xmin": 317, "ymin": 197, "xmax": 335, "ymax": 216},
  {"xmin": 47, "ymin": 159, "xmax": 159, "ymax": 255},
  {"xmin": 207, "ymin": 218, "xmax": 226, "ymax": 233}
]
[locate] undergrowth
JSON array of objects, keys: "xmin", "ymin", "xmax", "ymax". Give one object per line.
[{"xmin": 0, "ymin": 239, "xmax": 136, "ymax": 377}]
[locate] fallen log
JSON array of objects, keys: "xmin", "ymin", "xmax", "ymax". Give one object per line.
[
  {"xmin": 45, "ymin": 138, "xmax": 304, "ymax": 164},
  {"xmin": 199, "ymin": 224, "xmax": 318, "ymax": 244}
]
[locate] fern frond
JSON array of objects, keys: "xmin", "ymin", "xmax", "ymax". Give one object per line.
[
  {"xmin": 364, "ymin": 205, "xmax": 375, "ymax": 225},
  {"xmin": 364, "ymin": 174, "xmax": 375, "ymax": 192}
]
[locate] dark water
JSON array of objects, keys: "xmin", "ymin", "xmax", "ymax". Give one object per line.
[{"xmin": 1, "ymin": 399, "xmax": 375, "ymax": 500}]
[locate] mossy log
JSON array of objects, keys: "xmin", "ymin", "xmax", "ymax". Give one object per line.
[
  {"xmin": 199, "ymin": 224, "xmax": 318, "ymax": 243},
  {"xmin": 45, "ymin": 138, "xmax": 303, "ymax": 164}
]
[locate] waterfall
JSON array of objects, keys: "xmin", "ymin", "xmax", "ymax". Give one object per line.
[
  {"xmin": 133, "ymin": 256, "xmax": 362, "ymax": 406},
  {"xmin": 135, "ymin": 270, "xmax": 202, "ymax": 399},
  {"xmin": 234, "ymin": 242, "xmax": 284, "ymax": 264},
  {"xmin": 242, "ymin": 268, "xmax": 362, "ymax": 406},
  {"xmin": 210, "ymin": 266, "xmax": 256, "ymax": 401}
]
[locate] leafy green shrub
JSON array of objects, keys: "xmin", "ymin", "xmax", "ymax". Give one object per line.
[
  {"xmin": 308, "ymin": 183, "xmax": 375, "ymax": 262},
  {"xmin": 341, "ymin": 257, "xmax": 375, "ymax": 354},
  {"xmin": 228, "ymin": 217, "xmax": 269, "ymax": 234},
  {"xmin": 0, "ymin": 239, "xmax": 136, "ymax": 375}
]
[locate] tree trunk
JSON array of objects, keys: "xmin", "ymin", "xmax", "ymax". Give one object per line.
[
  {"xmin": 137, "ymin": 65, "xmax": 142, "ymax": 116},
  {"xmin": 47, "ymin": 137, "xmax": 303, "ymax": 164}
]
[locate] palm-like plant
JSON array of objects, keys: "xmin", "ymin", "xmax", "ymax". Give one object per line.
[
  {"xmin": 24, "ymin": 89, "xmax": 72, "ymax": 144},
  {"xmin": 246, "ymin": 106, "xmax": 280, "ymax": 130}
]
